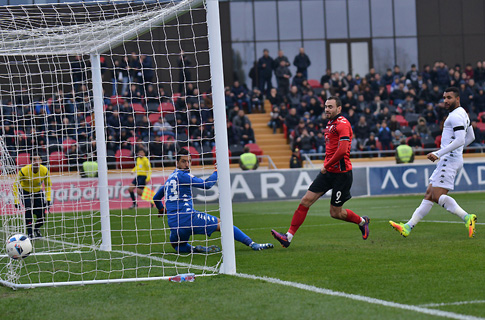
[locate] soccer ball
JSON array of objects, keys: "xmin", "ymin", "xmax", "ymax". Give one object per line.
[{"xmin": 6, "ymin": 234, "xmax": 32, "ymax": 260}]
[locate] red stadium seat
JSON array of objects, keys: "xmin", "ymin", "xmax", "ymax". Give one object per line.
[
  {"xmin": 244, "ymin": 143, "xmax": 263, "ymax": 162},
  {"xmin": 49, "ymin": 151, "xmax": 67, "ymax": 172},
  {"xmin": 110, "ymin": 95, "xmax": 124, "ymax": 106},
  {"xmin": 182, "ymin": 146, "xmax": 200, "ymax": 165},
  {"xmin": 395, "ymin": 115, "xmax": 408, "ymax": 127},
  {"xmin": 477, "ymin": 122, "xmax": 485, "ymax": 133},
  {"xmin": 478, "ymin": 111, "xmax": 485, "ymax": 123},
  {"xmin": 148, "ymin": 113, "xmax": 161, "ymax": 125},
  {"xmin": 16, "ymin": 152, "xmax": 31, "ymax": 167},
  {"xmin": 435, "ymin": 135, "xmax": 442, "ymax": 148},
  {"xmin": 308, "ymin": 79, "xmax": 322, "ymax": 89},
  {"xmin": 132, "ymin": 103, "xmax": 146, "ymax": 114},
  {"xmin": 159, "ymin": 102, "xmax": 175, "ymax": 117},
  {"xmin": 172, "ymin": 93, "xmax": 181, "ymax": 104},
  {"xmin": 115, "ymin": 149, "xmax": 134, "ymax": 169},
  {"xmin": 62, "ymin": 138, "xmax": 77, "ymax": 151}
]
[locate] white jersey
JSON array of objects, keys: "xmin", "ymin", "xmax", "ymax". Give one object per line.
[{"xmin": 437, "ymin": 106, "xmax": 470, "ymax": 160}]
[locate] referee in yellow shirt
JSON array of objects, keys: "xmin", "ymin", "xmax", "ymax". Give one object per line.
[
  {"xmin": 128, "ymin": 149, "xmax": 152, "ymax": 209},
  {"xmin": 13, "ymin": 154, "xmax": 52, "ymax": 239}
]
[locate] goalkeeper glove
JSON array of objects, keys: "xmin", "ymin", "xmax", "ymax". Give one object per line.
[{"xmin": 158, "ymin": 207, "xmax": 166, "ymax": 218}]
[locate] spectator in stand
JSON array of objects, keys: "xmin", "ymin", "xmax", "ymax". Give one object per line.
[
  {"xmin": 268, "ymin": 106, "xmax": 281, "ymax": 134},
  {"xmin": 370, "ymin": 95, "xmax": 388, "ymax": 116},
  {"xmin": 240, "ymin": 122, "xmax": 255, "ymax": 146},
  {"xmin": 406, "ymin": 64, "xmax": 420, "ymax": 89},
  {"xmin": 275, "ymin": 60, "xmax": 292, "ymax": 97},
  {"xmin": 393, "ymin": 65, "xmax": 404, "ymax": 81},
  {"xmin": 225, "ymin": 87, "xmax": 235, "ymax": 110},
  {"xmin": 418, "ymin": 82, "xmax": 432, "ymax": 102},
  {"xmin": 314, "ymin": 130, "xmax": 326, "ymax": 156},
  {"xmin": 354, "ymin": 115, "xmax": 370, "ymax": 148},
  {"xmin": 388, "ymin": 114, "xmax": 400, "ymax": 132},
  {"xmin": 293, "ymin": 47, "xmax": 311, "ymax": 80},
  {"xmin": 258, "ymin": 49, "xmax": 274, "ymax": 95},
  {"xmin": 249, "ymin": 87, "xmax": 264, "ymax": 113},
  {"xmin": 459, "ymin": 82, "xmax": 474, "ymax": 111},
  {"xmin": 401, "ymin": 93, "xmax": 416, "ymax": 115},
  {"xmin": 429, "ymin": 85, "xmax": 442, "ymax": 104},
  {"xmin": 378, "ymin": 120, "xmax": 392, "ymax": 150},
  {"xmin": 129, "ymin": 52, "xmax": 142, "ymax": 84},
  {"xmin": 390, "ymin": 82, "xmax": 406, "ymax": 106},
  {"xmin": 292, "ymin": 71, "xmax": 305, "ymax": 91},
  {"xmin": 364, "ymin": 132, "xmax": 378, "ymax": 156},
  {"xmin": 231, "ymin": 80, "xmax": 251, "ymax": 113},
  {"xmin": 376, "ymin": 106, "xmax": 392, "ymax": 124},
  {"xmin": 464, "ymin": 63, "xmax": 474, "ymax": 80},
  {"xmin": 382, "ymin": 68, "xmax": 394, "ymax": 85},
  {"xmin": 289, "ymin": 148, "xmax": 302, "ymax": 168},
  {"xmin": 124, "ymin": 84, "xmax": 142, "ymax": 104},
  {"xmin": 474, "ymin": 88, "xmax": 485, "ymax": 113},
  {"xmin": 392, "ymin": 129, "xmax": 404, "ymax": 148},
  {"xmin": 377, "ymin": 84, "xmax": 389, "ymax": 101},
  {"xmin": 268, "ymin": 87, "xmax": 284, "ymax": 107},
  {"xmin": 227, "ymin": 121, "xmax": 240, "ymax": 145},
  {"xmin": 284, "ymin": 108, "xmax": 299, "ymax": 139},
  {"xmin": 416, "ymin": 117, "xmax": 431, "ymax": 139},
  {"xmin": 313, "ymin": 111, "xmax": 327, "ymax": 130},
  {"xmin": 248, "ymin": 61, "xmax": 259, "ymax": 90},
  {"xmin": 178, "ymin": 50, "xmax": 192, "ymax": 93},
  {"xmin": 232, "ymin": 109, "xmax": 251, "ymax": 130},
  {"xmin": 474, "ymin": 61, "xmax": 485, "ymax": 86},
  {"xmin": 140, "ymin": 54, "xmax": 154, "ymax": 85},
  {"xmin": 436, "ymin": 61, "xmax": 450, "ymax": 90},
  {"xmin": 407, "ymin": 131, "xmax": 422, "ymax": 150},
  {"xmin": 469, "ymin": 120, "xmax": 484, "ymax": 149},
  {"xmin": 346, "ymin": 108, "xmax": 359, "ymax": 127},
  {"xmin": 295, "ymin": 128, "xmax": 315, "ymax": 156},
  {"xmin": 320, "ymin": 68, "xmax": 332, "ymax": 86},
  {"xmin": 287, "ymin": 85, "xmax": 301, "ymax": 109},
  {"xmin": 273, "ymin": 49, "xmax": 290, "ymax": 70}
]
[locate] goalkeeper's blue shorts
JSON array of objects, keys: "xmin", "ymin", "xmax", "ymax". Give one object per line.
[{"xmin": 169, "ymin": 211, "xmax": 219, "ymax": 243}]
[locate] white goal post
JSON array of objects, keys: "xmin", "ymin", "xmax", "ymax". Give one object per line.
[{"xmin": 0, "ymin": 0, "xmax": 235, "ymax": 289}]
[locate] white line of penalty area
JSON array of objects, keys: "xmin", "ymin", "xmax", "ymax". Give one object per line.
[{"xmin": 235, "ymin": 273, "xmax": 485, "ymax": 320}]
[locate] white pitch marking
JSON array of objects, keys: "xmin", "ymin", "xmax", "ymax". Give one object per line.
[
  {"xmin": 235, "ymin": 273, "xmax": 485, "ymax": 320},
  {"xmin": 420, "ymin": 300, "xmax": 485, "ymax": 307}
]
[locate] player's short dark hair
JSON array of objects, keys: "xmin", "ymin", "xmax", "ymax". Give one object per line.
[
  {"xmin": 327, "ymin": 96, "xmax": 342, "ymax": 107},
  {"xmin": 31, "ymin": 153, "xmax": 41, "ymax": 161},
  {"xmin": 444, "ymin": 87, "xmax": 460, "ymax": 97},
  {"xmin": 176, "ymin": 148, "xmax": 190, "ymax": 162}
]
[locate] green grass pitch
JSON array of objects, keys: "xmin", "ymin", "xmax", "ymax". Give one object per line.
[{"xmin": 1, "ymin": 192, "xmax": 484, "ymax": 319}]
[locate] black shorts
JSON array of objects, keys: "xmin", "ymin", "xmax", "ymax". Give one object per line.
[
  {"xmin": 308, "ymin": 171, "xmax": 352, "ymax": 207},
  {"xmin": 132, "ymin": 175, "xmax": 147, "ymax": 189},
  {"xmin": 22, "ymin": 190, "xmax": 46, "ymax": 217}
]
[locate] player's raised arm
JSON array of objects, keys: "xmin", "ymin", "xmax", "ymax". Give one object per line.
[{"xmin": 178, "ymin": 170, "xmax": 218, "ymax": 189}]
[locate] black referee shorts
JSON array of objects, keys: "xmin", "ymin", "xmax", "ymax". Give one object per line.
[
  {"xmin": 308, "ymin": 170, "xmax": 353, "ymax": 207},
  {"xmin": 132, "ymin": 175, "xmax": 147, "ymax": 189}
]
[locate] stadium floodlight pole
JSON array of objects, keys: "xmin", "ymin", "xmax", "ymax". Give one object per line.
[
  {"xmin": 206, "ymin": 0, "xmax": 236, "ymax": 275},
  {"xmin": 90, "ymin": 53, "xmax": 112, "ymax": 252}
]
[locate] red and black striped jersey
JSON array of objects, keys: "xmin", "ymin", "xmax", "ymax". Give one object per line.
[{"xmin": 324, "ymin": 114, "xmax": 353, "ymax": 173}]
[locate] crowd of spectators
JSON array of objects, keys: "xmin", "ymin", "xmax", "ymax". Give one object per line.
[
  {"xmin": 3, "ymin": 49, "xmax": 485, "ymax": 172},
  {"xmin": 1, "ymin": 52, "xmax": 217, "ymax": 169},
  {"xmin": 228, "ymin": 48, "xmax": 485, "ymax": 158}
]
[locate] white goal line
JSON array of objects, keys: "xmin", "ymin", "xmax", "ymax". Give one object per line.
[{"xmin": 236, "ymin": 273, "xmax": 485, "ymax": 320}]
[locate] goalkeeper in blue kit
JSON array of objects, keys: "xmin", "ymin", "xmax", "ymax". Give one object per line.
[{"xmin": 153, "ymin": 148, "xmax": 273, "ymax": 253}]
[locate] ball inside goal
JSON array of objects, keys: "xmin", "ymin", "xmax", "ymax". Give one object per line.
[{"xmin": 6, "ymin": 234, "xmax": 32, "ymax": 260}]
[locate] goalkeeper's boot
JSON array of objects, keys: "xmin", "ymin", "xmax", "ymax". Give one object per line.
[
  {"xmin": 464, "ymin": 214, "xmax": 477, "ymax": 238},
  {"xmin": 250, "ymin": 242, "xmax": 274, "ymax": 251},
  {"xmin": 359, "ymin": 216, "xmax": 370, "ymax": 240},
  {"xmin": 34, "ymin": 229, "xmax": 43, "ymax": 239},
  {"xmin": 194, "ymin": 245, "xmax": 221, "ymax": 254},
  {"xmin": 128, "ymin": 203, "xmax": 137, "ymax": 209},
  {"xmin": 271, "ymin": 230, "xmax": 291, "ymax": 248},
  {"xmin": 389, "ymin": 221, "xmax": 411, "ymax": 237}
]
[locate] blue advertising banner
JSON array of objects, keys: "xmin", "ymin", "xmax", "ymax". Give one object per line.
[{"xmin": 369, "ymin": 162, "xmax": 485, "ymax": 195}]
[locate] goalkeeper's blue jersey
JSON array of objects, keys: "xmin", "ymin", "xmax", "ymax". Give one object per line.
[{"xmin": 153, "ymin": 169, "xmax": 218, "ymax": 227}]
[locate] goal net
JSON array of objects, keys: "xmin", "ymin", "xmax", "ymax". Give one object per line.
[{"xmin": 0, "ymin": 0, "xmax": 234, "ymax": 289}]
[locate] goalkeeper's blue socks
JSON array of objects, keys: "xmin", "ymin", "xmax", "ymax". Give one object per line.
[{"xmin": 233, "ymin": 226, "xmax": 253, "ymax": 246}]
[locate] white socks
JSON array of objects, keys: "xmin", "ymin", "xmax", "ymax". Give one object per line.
[
  {"xmin": 407, "ymin": 199, "xmax": 434, "ymax": 228},
  {"xmin": 286, "ymin": 232, "xmax": 293, "ymax": 242},
  {"xmin": 438, "ymin": 194, "xmax": 468, "ymax": 220}
]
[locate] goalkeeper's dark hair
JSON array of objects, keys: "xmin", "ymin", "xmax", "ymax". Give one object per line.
[
  {"xmin": 444, "ymin": 87, "xmax": 460, "ymax": 97},
  {"xmin": 176, "ymin": 147, "xmax": 190, "ymax": 162},
  {"xmin": 327, "ymin": 96, "xmax": 342, "ymax": 107}
]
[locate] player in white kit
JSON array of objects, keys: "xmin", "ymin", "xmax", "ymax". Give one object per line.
[{"xmin": 390, "ymin": 87, "xmax": 477, "ymax": 238}]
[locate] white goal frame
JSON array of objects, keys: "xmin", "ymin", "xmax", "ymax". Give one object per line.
[{"xmin": 0, "ymin": 0, "xmax": 235, "ymax": 289}]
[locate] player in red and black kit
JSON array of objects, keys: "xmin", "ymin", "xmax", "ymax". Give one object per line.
[{"xmin": 271, "ymin": 96, "xmax": 370, "ymax": 248}]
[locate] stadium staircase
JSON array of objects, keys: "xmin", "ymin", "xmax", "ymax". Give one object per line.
[{"xmin": 247, "ymin": 101, "xmax": 292, "ymax": 169}]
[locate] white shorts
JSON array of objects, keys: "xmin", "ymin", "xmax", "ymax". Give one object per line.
[{"xmin": 429, "ymin": 157, "xmax": 462, "ymax": 190}]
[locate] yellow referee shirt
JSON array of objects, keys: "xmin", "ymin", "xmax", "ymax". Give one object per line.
[
  {"xmin": 13, "ymin": 164, "xmax": 52, "ymax": 204},
  {"xmin": 132, "ymin": 156, "xmax": 151, "ymax": 182}
]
